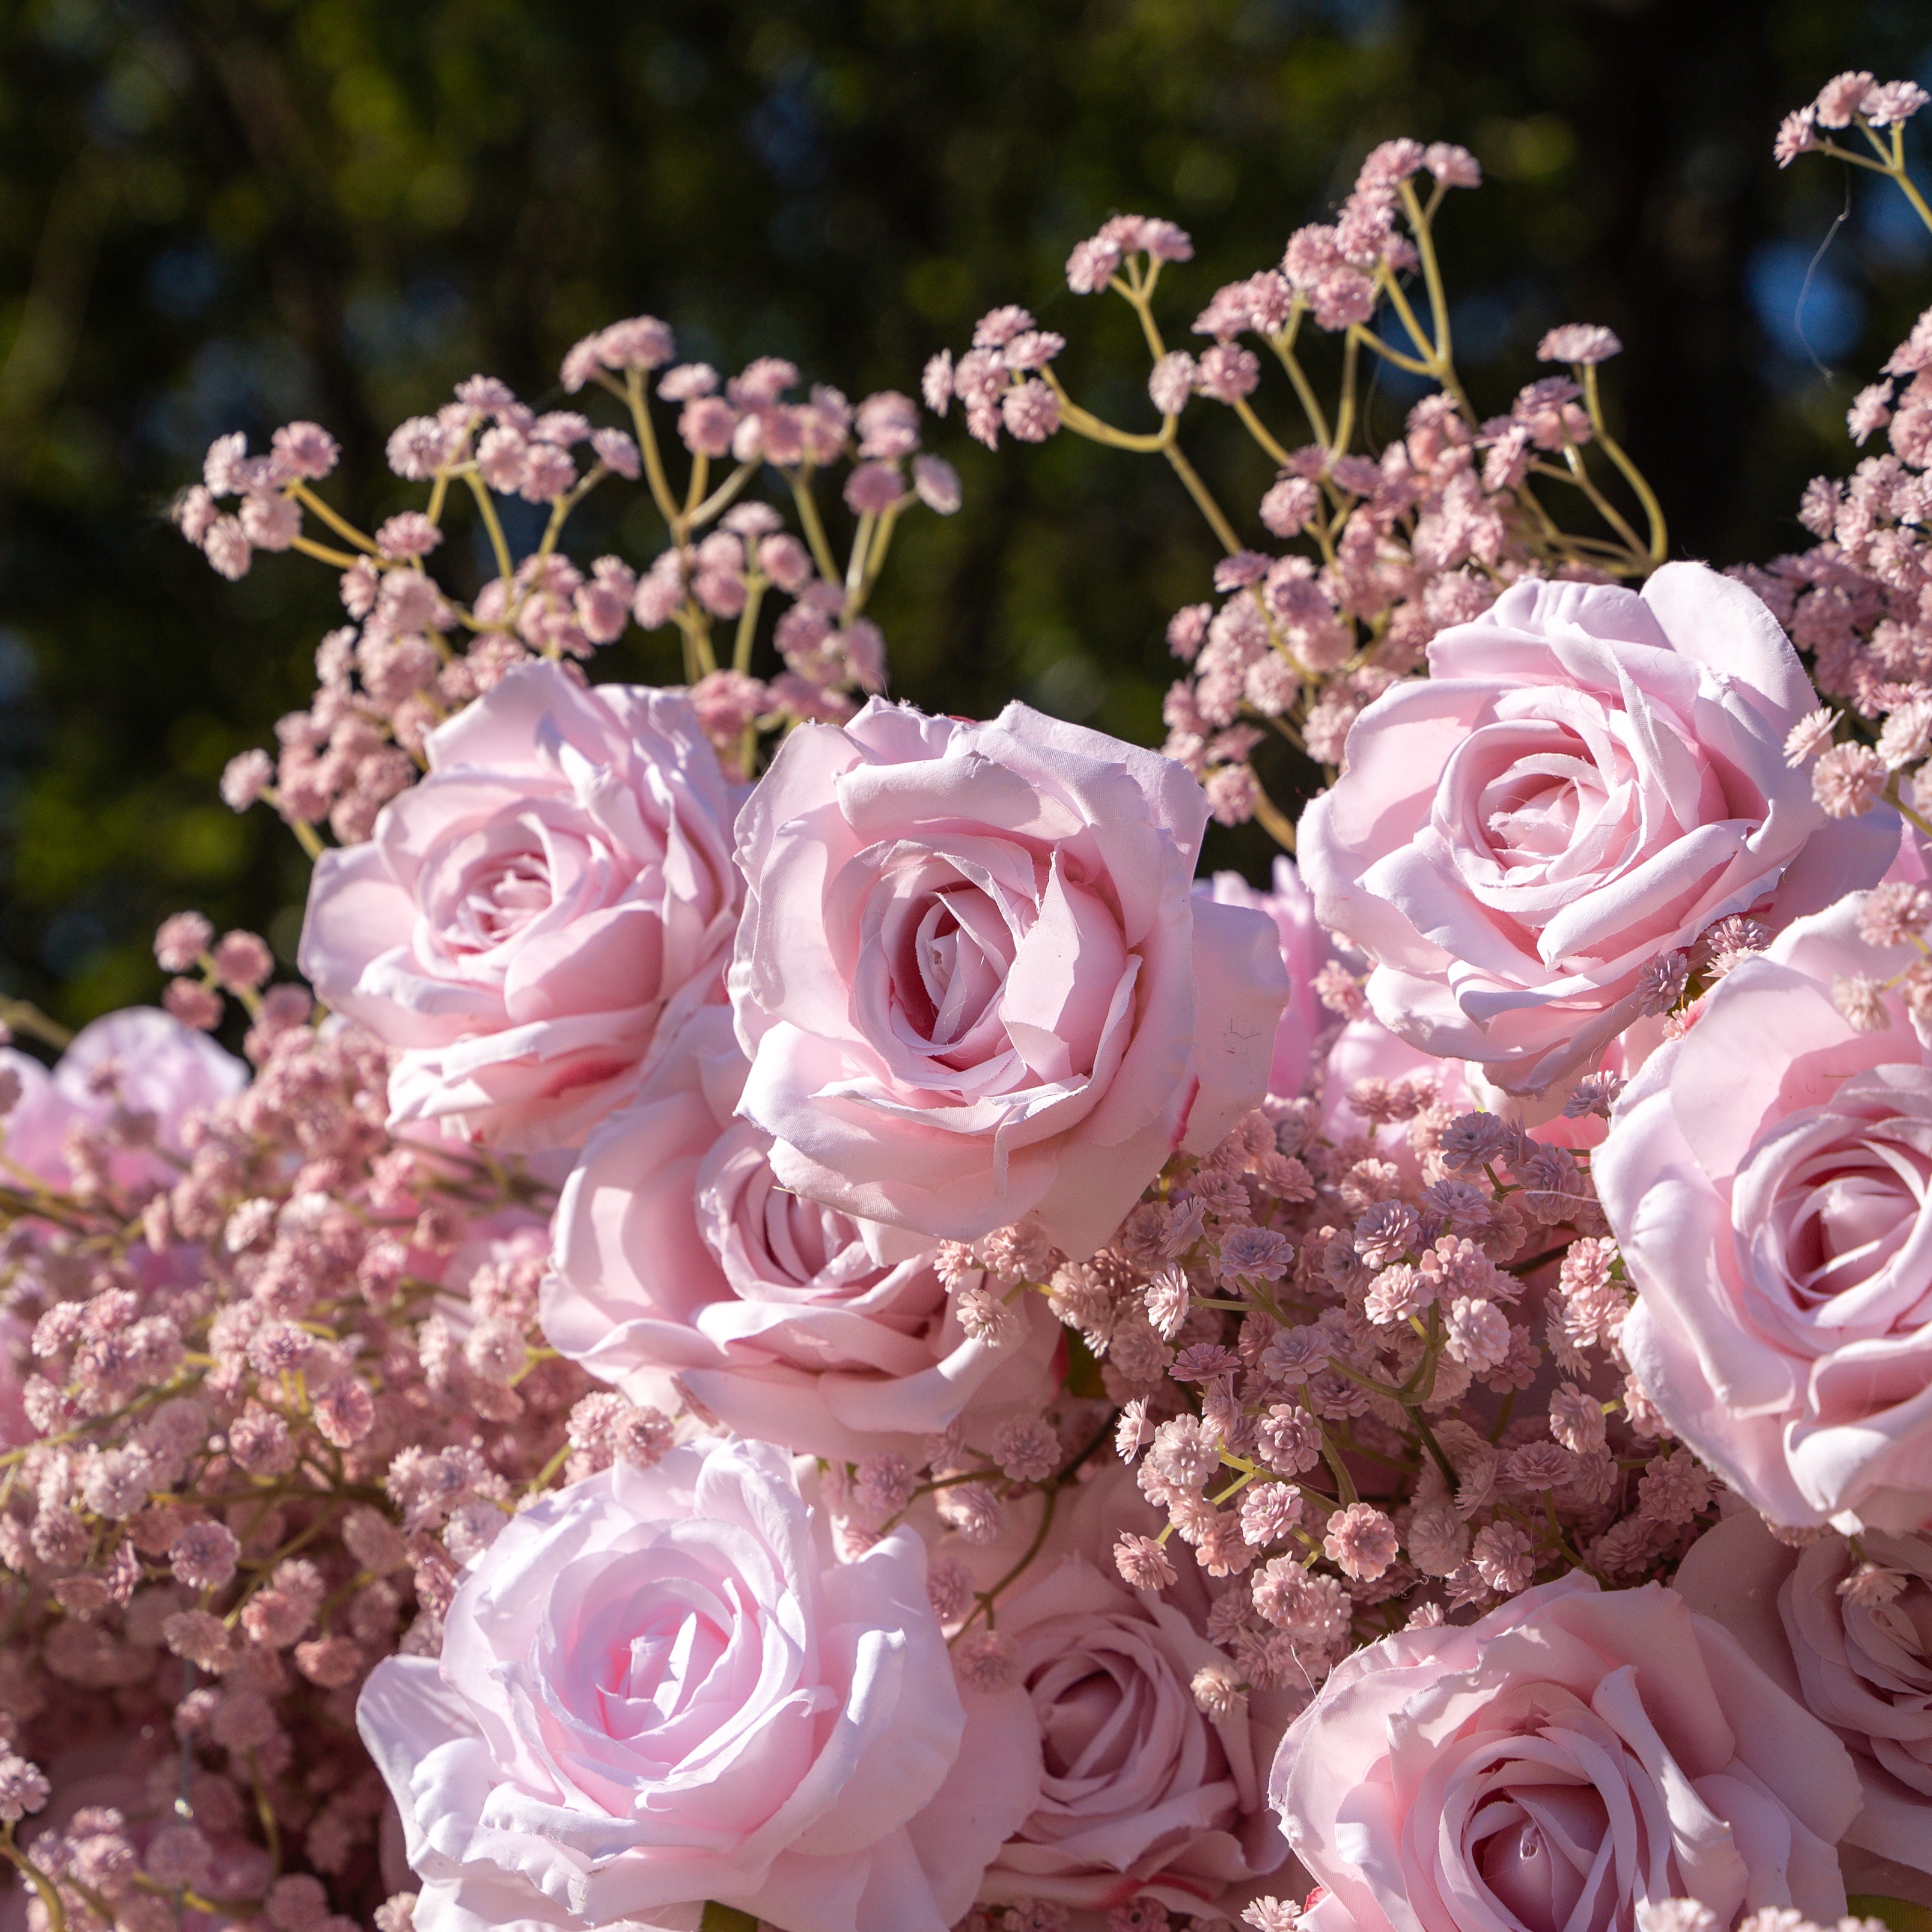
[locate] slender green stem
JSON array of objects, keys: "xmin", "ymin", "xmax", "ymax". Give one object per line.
[
  {"xmin": 1398, "ymin": 175, "xmax": 1473, "ymax": 420},
  {"xmin": 1248, "ymin": 771, "xmax": 1301, "ymax": 850},
  {"xmin": 462, "ymin": 473, "xmax": 516, "ymax": 584},
  {"xmin": 1582, "ymin": 364, "xmax": 1666, "ymax": 565},
  {"xmin": 1374, "ymin": 270, "xmax": 1440, "ymax": 370},
  {"xmin": 288, "ymin": 483, "xmax": 379, "ymax": 555},
  {"xmin": 854, "ymin": 501, "xmax": 904, "ymax": 613},
  {"xmin": 258, "ymin": 790, "xmax": 326, "ymax": 861},
  {"xmin": 1558, "ymin": 442, "xmax": 1649, "ymax": 563},
  {"xmin": 675, "ymin": 602, "xmax": 716, "ymax": 683},
  {"xmin": 287, "ymin": 534, "xmax": 362, "ymax": 570},
  {"xmin": 1411, "ymin": 1407, "xmax": 1458, "ymax": 1487},
  {"xmin": 1348, "ymin": 323, "xmax": 1436, "ymax": 380},
  {"xmin": 1, "ymin": 1830, "xmax": 66, "ymax": 1932},
  {"xmin": 1269, "ymin": 315, "xmax": 1332, "ymax": 448},
  {"xmin": 1331, "ymin": 329, "xmax": 1362, "ymax": 457},
  {"xmin": 534, "ymin": 463, "xmax": 609, "ymax": 567},
  {"xmin": 1165, "ymin": 443, "xmax": 1243, "ymax": 554},
  {"xmin": 1233, "ymin": 395, "xmax": 1293, "ymax": 468},
  {"xmin": 246, "ymin": 1752, "xmax": 281, "ymax": 1880},
  {"xmin": 624, "ymin": 368, "xmax": 682, "ymax": 527},
  {"xmin": 1812, "ymin": 138, "xmax": 1895, "ymax": 176},
  {"xmin": 1040, "ymin": 369, "xmax": 1173, "ymax": 453},
  {"xmin": 0, "ymin": 997, "xmax": 72, "ymax": 1049},
  {"xmin": 954, "ymin": 1485, "xmax": 1060, "ymax": 1638},
  {"xmin": 1318, "ymin": 1417, "xmax": 1359, "ymax": 1507},
  {"xmin": 687, "ymin": 460, "xmax": 760, "ymax": 530},
  {"xmin": 1123, "ymin": 285, "xmax": 1168, "ymax": 363},
  {"xmin": 733, "ymin": 576, "xmax": 768, "ymax": 674},
  {"xmin": 1886, "ymin": 772, "xmax": 1932, "ymax": 844},
  {"xmin": 844, "ymin": 509, "xmax": 876, "ymax": 600},
  {"xmin": 786, "ymin": 469, "xmax": 840, "ymax": 583}
]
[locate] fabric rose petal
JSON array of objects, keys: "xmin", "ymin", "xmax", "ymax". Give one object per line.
[
  {"xmin": 977, "ymin": 1553, "xmax": 1293, "ymax": 1919},
  {"xmin": 299, "ymin": 660, "xmax": 742, "ymax": 1151},
  {"xmin": 357, "ymin": 1438, "xmax": 1039, "ymax": 1932},
  {"xmin": 1271, "ymin": 1573, "xmax": 1861, "ymax": 1932},
  {"xmin": 1207, "ymin": 855, "xmax": 1330, "ymax": 1102},
  {"xmin": 1676, "ymin": 1512, "xmax": 1932, "ymax": 1882},
  {"xmin": 1299, "ymin": 563, "xmax": 1896, "ymax": 1096},
  {"xmin": 543, "ymin": 1008, "xmax": 1061, "ymax": 1458},
  {"xmin": 1597, "ymin": 894, "xmax": 1932, "ymax": 1531},
  {"xmin": 0, "ymin": 1006, "xmax": 246, "ymax": 1189},
  {"xmin": 728, "ymin": 698, "xmax": 1290, "ymax": 1260}
]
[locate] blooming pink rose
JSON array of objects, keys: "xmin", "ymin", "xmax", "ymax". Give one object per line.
[
  {"xmin": 1299, "ymin": 564, "xmax": 1895, "ymax": 1096},
  {"xmin": 358, "ymin": 1439, "xmax": 1037, "ymax": 1932},
  {"xmin": 1597, "ymin": 895, "xmax": 1932, "ymax": 1530},
  {"xmin": 978, "ymin": 1559, "xmax": 1293, "ymax": 1919},
  {"xmin": 1272, "ymin": 1574, "xmax": 1861, "ymax": 1932},
  {"xmin": 1209, "ymin": 856, "xmax": 1330, "ymax": 1100},
  {"xmin": 299, "ymin": 661, "xmax": 741, "ymax": 1151},
  {"xmin": 0, "ymin": 1007, "xmax": 246, "ymax": 1189},
  {"xmin": 728, "ymin": 699, "xmax": 1290, "ymax": 1259},
  {"xmin": 956, "ymin": 1461, "xmax": 1295, "ymax": 1921},
  {"xmin": 544, "ymin": 1009, "xmax": 1061, "ymax": 1458},
  {"xmin": 1676, "ymin": 1512, "xmax": 1932, "ymax": 1886}
]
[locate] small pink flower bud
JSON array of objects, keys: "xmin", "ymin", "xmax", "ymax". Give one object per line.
[
  {"xmin": 912, "ymin": 453, "xmax": 961, "ymax": 514},
  {"xmin": 154, "ymin": 911, "xmax": 214, "ymax": 972},
  {"xmin": 163, "ymin": 979, "xmax": 223, "ymax": 1031},
  {"xmin": 203, "ymin": 516, "xmax": 252, "ymax": 579},
  {"xmin": 211, "ymin": 930, "xmax": 273, "ymax": 992}
]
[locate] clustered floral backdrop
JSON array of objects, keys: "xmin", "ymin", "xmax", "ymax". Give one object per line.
[{"xmin": 2, "ymin": 59, "xmax": 1932, "ymax": 1932}]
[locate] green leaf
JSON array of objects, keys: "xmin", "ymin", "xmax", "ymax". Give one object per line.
[
  {"xmin": 1848, "ymin": 1896, "xmax": 1932, "ymax": 1932},
  {"xmin": 699, "ymin": 1904, "xmax": 760, "ymax": 1932}
]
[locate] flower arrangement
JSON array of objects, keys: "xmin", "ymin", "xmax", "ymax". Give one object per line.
[{"xmin": 1, "ymin": 59, "xmax": 1930, "ymax": 1932}]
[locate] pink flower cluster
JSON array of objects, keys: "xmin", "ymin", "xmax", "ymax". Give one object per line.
[
  {"xmin": 18, "ymin": 76, "xmax": 1932, "ymax": 1932},
  {"xmin": 184, "ymin": 319, "xmax": 961, "ymax": 847},
  {"xmin": 924, "ymin": 145, "xmax": 1659, "ymax": 848}
]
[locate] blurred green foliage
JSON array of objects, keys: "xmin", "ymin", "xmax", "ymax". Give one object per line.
[{"xmin": 1, "ymin": 0, "xmax": 1930, "ymax": 1022}]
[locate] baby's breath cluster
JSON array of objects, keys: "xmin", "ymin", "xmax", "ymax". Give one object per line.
[
  {"xmin": 924, "ymin": 142, "xmax": 1663, "ymax": 846},
  {"xmin": 180, "ymin": 318, "xmax": 961, "ymax": 852},
  {"xmin": 0, "ymin": 951, "xmax": 667, "ymax": 1928}
]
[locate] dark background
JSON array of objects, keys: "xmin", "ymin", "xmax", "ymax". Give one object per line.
[{"xmin": 3, "ymin": 0, "xmax": 1931, "ymax": 1025}]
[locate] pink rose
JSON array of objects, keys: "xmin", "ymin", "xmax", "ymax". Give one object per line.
[
  {"xmin": 1208, "ymin": 856, "xmax": 1330, "ymax": 1101},
  {"xmin": 358, "ymin": 1439, "xmax": 1037, "ymax": 1932},
  {"xmin": 980, "ymin": 1559, "xmax": 1292, "ymax": 1919},
  {"xmin": 544, "ymin": 1009, "xmax": 1061, "ymax": 1458},
  {"xmin": 728, "ymin": 699, "xmax": 1290, "ymax": 1259},
  {"xmin": 0, "ymin": 1007, "xmax": 246, "ymax": 1189},
  {"xmin": 299, "ymin": 661, "xmax": 742, "ymax": 1151},
  {"xmin": 1299, "ymin": 564, "xmax": 1895, "ymax": 1096},
  {"xmin": 958, "ymin": 1461, "xmax": 1295, "ymax": 1921},
  {"xmin": 1597, "ymin": 895, "xmax": 1932, "ymax": 1530},
  {"xmin": 1272, "ymin": 1574, "xmax": 1862, "ymax": 1932},
  {"xmin": 1676, "ymin": 1513, "xmax": 1932, "ymax": 1888}
]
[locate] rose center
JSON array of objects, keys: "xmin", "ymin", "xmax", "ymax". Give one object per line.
[
  {"xmin": 599, "ymin": 1601, "xmax": 731, "ymax": 1736},
  {"xmin": 1869, "ymin": 1580, "xmax": 1932, "ymax": 1660},
  {"xmin": 1471, "ymin": 1782, "xmax": 1604, "ymax": 1932},
  {"xmin": 895, "ymin": 888, "xmax": 1014, "ymax": 1064},
  {"xmin": 463, "ymin": 856, "xmax": 551, "ymax": 949},
  {"xmin": 1481, "ymin": 769, "xmax": 1587, "ymax": 866},
  {"xmin": 1037, "ymin": 1665, "xmax": 1133, "ymax": 1784},
  {"xmin": 1783, "ymin": 1142, "xmax": 1929, "ymax": 1304}
]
